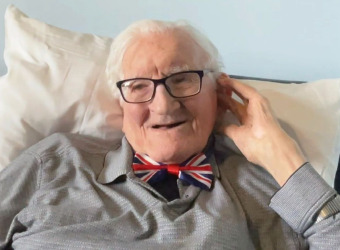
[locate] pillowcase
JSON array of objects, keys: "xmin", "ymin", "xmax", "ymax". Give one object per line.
[
  {"xmin": 0, "ymin": 5, "xmax": 339, "ymax": 186},
  {"xmin": 239, "ymin": 79, "xmax": 340, "ymax": 185},
  {"xmin": 0, "ymin": 5, "xmax": 123, "ymax": 170}
]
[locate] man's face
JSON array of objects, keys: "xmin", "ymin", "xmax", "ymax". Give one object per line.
[{"xmin": 121, "ymin": 30, "xmax": 217, "ymax": 163}]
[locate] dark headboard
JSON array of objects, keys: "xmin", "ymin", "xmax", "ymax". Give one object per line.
[{"xmin": 230, "ymin": 75, "xmax": 305, "ymax": 84}]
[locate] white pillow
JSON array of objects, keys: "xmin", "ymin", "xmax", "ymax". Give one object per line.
[
  {"xmin": 0, "ymin": 5, "xmax": 123, "ymax": 169},
  {"xmin": 239, "ymin": 79, "xmax": 340, "ymax": 185},
  {"xmin": 0, "ymin": 5, "xmax": 339, "ymax": 187}
]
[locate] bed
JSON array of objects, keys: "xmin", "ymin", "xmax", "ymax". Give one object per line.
[{"xmin": 0, "ymin": 5, "xmax": 339, "ymax": 191}]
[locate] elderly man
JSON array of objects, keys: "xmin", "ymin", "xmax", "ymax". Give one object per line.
[{"xmin": 0, "ymin": 20, "xmax": 339, "ymax": 249}]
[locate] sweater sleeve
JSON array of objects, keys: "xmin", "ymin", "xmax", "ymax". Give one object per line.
[
  {"xmin": 0, "ymin": 151, "xmax": 41, "ymax": 249},
  {"xmin": 270, "ymin": 163, "xmax": 340, "ymax": 249}
]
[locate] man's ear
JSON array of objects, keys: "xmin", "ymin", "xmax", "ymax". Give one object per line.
[{"xmin": 214, "ymin": 74, "xmax": 233, "ymax": 125}]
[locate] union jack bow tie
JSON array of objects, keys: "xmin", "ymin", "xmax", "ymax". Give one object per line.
[{"xmin": 132, "ymin": 153, "xmax": 214, "ymax": 190}]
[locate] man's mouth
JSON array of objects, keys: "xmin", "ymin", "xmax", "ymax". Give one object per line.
[{"xmin": 152, "ymin": 121, "xmax": 186, "ymax": 129}]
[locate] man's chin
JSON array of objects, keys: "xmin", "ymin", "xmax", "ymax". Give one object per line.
[
  {"xmin": 146, "ymin": 142, "xmax": 202, "ymax": 164},
  {"xmin": 148, "ymin": 152, "xmax": 188, "ymax": 164}
]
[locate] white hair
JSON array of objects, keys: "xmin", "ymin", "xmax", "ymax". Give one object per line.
[{"xmin": 106, "ymin": 19, "xmax": 223, "ymax": 99}]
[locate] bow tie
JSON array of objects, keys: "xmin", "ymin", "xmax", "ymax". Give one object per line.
[{"xmin": 132, "ymin": 153, "xmax": 214, "ymax": 190}]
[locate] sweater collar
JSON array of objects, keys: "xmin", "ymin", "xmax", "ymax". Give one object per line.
[{"xmin": 97, "ymin": 135, "xmax": 220, "ymax": 184}]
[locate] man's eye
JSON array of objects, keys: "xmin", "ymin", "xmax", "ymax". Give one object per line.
[
  {"xmin": 130, "ymin": 82, "xmax": 149, "ymax": 92},
  {"xmin": 132, "ymin": 84, "xmax": 146, "ymax": 90},
  {"xmin": 171, "ymin": 76, "xmax": 186, "ymax": 84}
]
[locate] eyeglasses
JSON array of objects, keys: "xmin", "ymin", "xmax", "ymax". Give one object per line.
[{"xmin": 116, "ymin": 70, "xmax": 212, "ymax": 103}]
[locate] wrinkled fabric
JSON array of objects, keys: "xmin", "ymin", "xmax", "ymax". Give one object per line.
[{"xmin": 0, "ymin": 133, "xmax": 338, "ymax": 250}]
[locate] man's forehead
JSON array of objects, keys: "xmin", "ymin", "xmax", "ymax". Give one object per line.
[
  {"xmin": 122, "ymin": 30, "xmax": 208, "ymax": 79},
  {"xmin": 123, "ymin": 64, "xmax": 193, "ymax": 79},
  {"xmin": 166, "ymin": 65, "xmax": 190, "ymax": 75}
]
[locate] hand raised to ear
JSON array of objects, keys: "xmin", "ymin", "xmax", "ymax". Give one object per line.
[{"xmin": 216, "ymin": 74, "xmax": 306, "ymax": 186}]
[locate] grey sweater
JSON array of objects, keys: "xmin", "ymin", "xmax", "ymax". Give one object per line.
[{"xmin": 0, "ymin": 133, "xmax": 338, "ymax": 249}]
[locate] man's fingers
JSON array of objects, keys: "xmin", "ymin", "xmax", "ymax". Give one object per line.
[
  {"xmin": 217, "ymin": 89, "xmax": 248, "ymax": 124},
  {"xmin": 217, "ymin": 77, "xmax": 248, "ymax": 104},
  {"xmin": 216, "ymin": 76, "xmax": 232, "ymax": 96},
  {"xmin": 225, "ymin": 96, "xmax": 247, "ymax": 124},
  {"xmin": 217, "ymin": 75, "xmax": 258, "ymax": 102}
]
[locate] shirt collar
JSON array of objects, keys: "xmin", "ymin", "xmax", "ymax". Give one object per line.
[
  {"xmin": 97, "ymin": 134, "xmax": 220, "ymax": 184},
  {"xmin": 97, "ymin": 136, "xmax": 133, "ymax": 184},
  {"xmin": 204, "ymin": 134, "xmax": 220, "ymax": 179}
]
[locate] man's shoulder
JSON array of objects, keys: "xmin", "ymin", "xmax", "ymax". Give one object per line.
[
  {"xmin": 26, "ymin": 132, "xmax": 123, "ymax": 158},
  {"xmin": 20, "ymin": 133, "xmax": 124, "ymax": 179}
]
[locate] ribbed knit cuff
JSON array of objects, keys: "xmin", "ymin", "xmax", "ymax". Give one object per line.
[{"xmin": 269, "ymin": 163, "xmax": 337, "ymax": 233}]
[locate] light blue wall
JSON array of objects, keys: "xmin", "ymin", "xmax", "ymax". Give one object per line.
[{"xmin": 0, "ymin": 0, "xmax": 339, "ymax": 81}]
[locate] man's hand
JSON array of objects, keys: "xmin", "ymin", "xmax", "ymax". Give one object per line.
[{"xmin": 216, "ymin": 74, "xmax": 306, "ymax": 186}]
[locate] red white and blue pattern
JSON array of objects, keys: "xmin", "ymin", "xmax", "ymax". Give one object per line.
[{"xmin": 132, "ymin": 153, "xmax": 214, "ymax": 190}]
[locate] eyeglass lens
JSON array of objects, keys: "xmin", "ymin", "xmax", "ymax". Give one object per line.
[{"xmin": 121, "ymin": 71, "xmax": 201, "ymax": 103}]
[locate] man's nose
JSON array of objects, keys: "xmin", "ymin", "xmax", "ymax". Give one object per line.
[{"xmin": 149, "ymin": 85, "xmax": 180, "ymax": 114}]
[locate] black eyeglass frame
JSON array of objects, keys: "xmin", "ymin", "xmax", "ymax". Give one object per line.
[{"xmin": 116, "ymin": 70, "xmax": 212, "ymax": 104}]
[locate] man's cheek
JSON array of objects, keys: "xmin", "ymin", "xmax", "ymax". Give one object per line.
[{"xmin": 122, "ymin": 114, "xmax": 136, "ymax": 134}]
